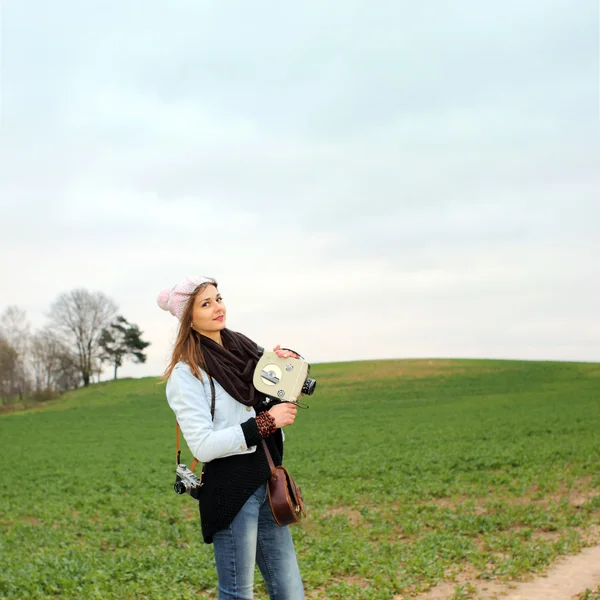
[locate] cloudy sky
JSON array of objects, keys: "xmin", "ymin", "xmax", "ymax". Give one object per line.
[{"xmin": 1, "ymin": 1, "xmax": 599, "ymax": 379}]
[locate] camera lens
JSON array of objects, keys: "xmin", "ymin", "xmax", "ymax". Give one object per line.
[
  {"xmin": 174, "ymin": 480, "xmax": 187, "ymax": 495},
  {"xmin": 301, "ymin": 378, "xmax": 317, "ymax": 396}
]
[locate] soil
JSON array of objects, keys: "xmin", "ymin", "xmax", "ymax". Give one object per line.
[{"xmin": 413, "ymin": 545, "xmax": 600, "ymax": 600}]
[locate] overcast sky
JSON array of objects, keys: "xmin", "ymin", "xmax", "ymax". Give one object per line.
[{"xmin": 1, "ymin": 1, "xmax": 599, "ymax": 379}]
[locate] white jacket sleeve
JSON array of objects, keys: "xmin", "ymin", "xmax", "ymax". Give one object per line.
[{"xmin": 166, "ymin": 364, "xmax": 252, "ymax": 463}]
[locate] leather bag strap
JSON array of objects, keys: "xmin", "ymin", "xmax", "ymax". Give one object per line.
[
  {"xmin": 176, "ymin": 374, "xmax": 216, "ymax": 472},
  {"xmin": 261, "ymin": 439, "xmax": 277, "ymax": 476}
]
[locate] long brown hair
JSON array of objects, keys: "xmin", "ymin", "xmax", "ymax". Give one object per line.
[{"xmin": 162, "ymin": 279, "xmax": 217, "ymax": 381}]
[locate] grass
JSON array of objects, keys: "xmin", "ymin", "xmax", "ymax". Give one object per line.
[
  {"xmin": 577, "ymin": 586, "xmax": 600, "ymax": 600},
  {"xmin": 0, "ymin": 358, "xmax": 599, "ymax": 599}
]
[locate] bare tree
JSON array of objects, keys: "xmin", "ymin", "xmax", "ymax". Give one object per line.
[
  {"xmin": 53, "ymin": 350, "xmax": 82, "ymax": 392},
  {"xmin": 0, "ymin": 334, "xmax": 18, "ymax": 404},
  {"xmin": 47, "ymin": 289, "xmax": 118, "ymax": 387},
  {"xmin": 30, "ymin": 328, "xmax": 79, "ymax": 394},
  {"xmin": 0, "ymin": 306, "xmax": 32, "ymax": 399},
  {"xmin": 30, "ymin": 330, "xmax": 55, "ymax": 393}
]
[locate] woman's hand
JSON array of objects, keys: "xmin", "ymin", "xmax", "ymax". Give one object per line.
[
  {"xmin": 268, "ymin": 402, "xmax": 298, "ymax": 428},
  {"xmin": 273, "ymin": 344, "xmax": 300, "ymax": 359}
]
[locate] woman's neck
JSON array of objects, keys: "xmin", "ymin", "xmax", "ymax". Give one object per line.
[{"xmin": 202, "ymin": 331, "xmax": 223, "ymax": 346}]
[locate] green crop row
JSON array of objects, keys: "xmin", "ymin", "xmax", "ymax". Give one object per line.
[{"xmin": 0, "ymin": 359, "xmax": 598, "ymax": 599}]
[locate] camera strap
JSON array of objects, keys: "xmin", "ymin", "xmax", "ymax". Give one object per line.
[{"xmin": 176, "ymin": 375, "xmax": 216, "ymax": 473}]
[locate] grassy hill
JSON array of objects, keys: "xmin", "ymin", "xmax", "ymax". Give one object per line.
[{"xmin": 1, "ymin": 359, "xmax": 599, "ymax": 599}]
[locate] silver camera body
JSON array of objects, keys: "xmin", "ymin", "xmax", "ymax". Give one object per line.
[
  {"xmin": 253, "ymin": 351, "xmax": 317, "ymax": 402},
  {"xmin": 174, "ymin": 463, "xmax": 203, "ymax": 499}
]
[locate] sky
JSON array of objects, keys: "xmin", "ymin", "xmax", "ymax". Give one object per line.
[{"xmin": 1, "ymin": 1, "xmax": 599, "ymax": 379}]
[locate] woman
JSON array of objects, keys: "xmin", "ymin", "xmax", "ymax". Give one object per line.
[{"xmin": 158, "ymin": 275, "xmax": 305, "ymax": 600}]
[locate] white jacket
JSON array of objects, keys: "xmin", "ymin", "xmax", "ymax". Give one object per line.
[{"xmin": 166, "ymin": 361, "xmax": 262, "ymax": 464}]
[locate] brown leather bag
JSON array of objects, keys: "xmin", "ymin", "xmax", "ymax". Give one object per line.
[{"xmin": 261, "ymin": 439, "xmax": 307, "ymax": 527}]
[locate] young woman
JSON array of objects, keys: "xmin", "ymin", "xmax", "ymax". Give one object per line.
[{"xmin": 158, "ymin": 275, "xmax": 305, "ymax": 600}]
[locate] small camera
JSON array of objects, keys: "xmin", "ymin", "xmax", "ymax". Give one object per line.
[
  {"xmin": 253, "ymin": 351, "xmax": 317, "ymax": 402},
  {"xmin": 174, "ymin": 464, "xmax": 203, "ymax": 500}
]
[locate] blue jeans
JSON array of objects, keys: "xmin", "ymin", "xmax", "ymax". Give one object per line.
[{"xmin": 212, "ymin": 483, "xmax": 305, "ymax": 600}]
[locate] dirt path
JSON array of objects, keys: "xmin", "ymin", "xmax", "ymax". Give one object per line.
[{"xmin": 415, "ymin": 545, "xmax": 600, "ymax": 600}]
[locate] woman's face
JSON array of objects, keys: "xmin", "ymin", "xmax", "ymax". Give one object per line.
[{"xmin": 191, "ymin": 285, "xmax": 227, "ymax": 336}]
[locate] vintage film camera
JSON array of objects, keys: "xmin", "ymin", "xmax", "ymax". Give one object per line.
[
  {"xmin": 174, "ymin": 463, "xmax": 203, "ymax": 500},
  {"xmin": 253, "ymin": 350, "xmax": 317, "ymax": 403}
]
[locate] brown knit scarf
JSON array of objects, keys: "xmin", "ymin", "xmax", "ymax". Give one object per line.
[{"xmin": 199, "ymin": 329, "xmax": 265, "ymax": 408}]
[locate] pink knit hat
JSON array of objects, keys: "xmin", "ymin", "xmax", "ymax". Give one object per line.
[{"xmin": 157, "ymin": 276, "xmax": 216, "ymax": 320}]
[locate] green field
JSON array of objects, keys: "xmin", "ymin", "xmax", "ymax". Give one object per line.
[{"xmin": 1, "ymin": 359, "xmax": 599, "ymax": 599}]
